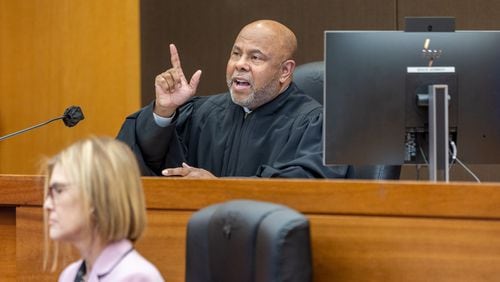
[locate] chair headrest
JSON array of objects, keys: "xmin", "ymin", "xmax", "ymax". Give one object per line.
[
  {"xmin": 186, "ymin": 199, "xmax": 312, "ymax": 282},
  {"xmin": 293, "ymin": 61, "xmax": 324, "ymax": 105}
]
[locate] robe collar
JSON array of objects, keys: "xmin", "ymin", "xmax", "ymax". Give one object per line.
[{"xmin": 238, "ymin": 83, "xmax": 296, "ymax": 116}]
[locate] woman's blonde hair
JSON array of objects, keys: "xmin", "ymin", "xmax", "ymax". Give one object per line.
[{"xmin": 43, "ymin": 136, "xmax": 146, "ymax": 271}]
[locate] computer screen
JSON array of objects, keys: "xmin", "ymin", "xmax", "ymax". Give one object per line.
[{"xmin": 324, "ymin": 31, "xmax": 500, "ymax": 166}]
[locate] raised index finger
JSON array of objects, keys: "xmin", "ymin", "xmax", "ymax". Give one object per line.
[{"xmin": 169, "ymin": 44, "xmax": 183, "ymax": 70}]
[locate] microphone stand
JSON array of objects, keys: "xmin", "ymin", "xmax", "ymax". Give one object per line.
[
  {"xmin": 0, "ymin": 106, "xmax": 84, "ymax": 142},
  {"xmin": 0, "ymin": 116, "xmax": 64, "ymax": 142}
]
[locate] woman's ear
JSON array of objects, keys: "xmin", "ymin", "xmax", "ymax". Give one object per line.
[{"xmin": 279, "ymin": 59, "xmax": 296, "ymax": 83}]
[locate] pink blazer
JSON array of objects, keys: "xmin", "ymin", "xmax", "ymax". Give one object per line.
[{"xmin": 58, "ymin": 239, "xmax": 164, "ymax": 282}]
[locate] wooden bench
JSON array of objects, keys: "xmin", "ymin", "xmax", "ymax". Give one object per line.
[{"xmin": 2, "ymin": 175, "xmax": 500, "ymax": 281}]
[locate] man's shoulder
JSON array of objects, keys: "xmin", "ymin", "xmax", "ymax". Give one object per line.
[
  {"xmin": 125, "ymin": 103, "xmax": 153, "ymax": 120},
  {"xmin": 188, "ymin": 91, "xmax": 231, "ymax": 112},
  {"xmin": 199, "ymin": 91, "xmax": 230, "ymax": 104},
  {"xmin": 285, "ymin": 83, "xmax": 323, "ymax": 116}
]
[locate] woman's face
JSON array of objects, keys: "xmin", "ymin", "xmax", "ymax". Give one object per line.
[{"xmin": 43, "ymin": 163, "xmax": 88, "ymax": 243}]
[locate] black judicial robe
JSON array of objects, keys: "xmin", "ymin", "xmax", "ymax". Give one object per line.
[{"xmin": 117, "ymin": 82, "xmax": 346, "ymax": 178}]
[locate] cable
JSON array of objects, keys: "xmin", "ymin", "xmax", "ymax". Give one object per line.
[
  {"xmin": 449, "ymin": 140, "xmax": 457, "ymax": 168},
  {"xmin": 416, "ymin": 146, "xmax": 429, "ymax": 181},
  {"xmin": 419, "ymin": 146, "xmax": 429, "ymax": 165},
  {"xmin": 448, "ymin": 140, "xmax": 481, "ymax": 183},
  {"xmin": 454, "ymin": 157, "xmax": 481, "ymax": 183},
  {"xmin": 449, "ymin": 140, "xmax": 457, "ymax": 161}
]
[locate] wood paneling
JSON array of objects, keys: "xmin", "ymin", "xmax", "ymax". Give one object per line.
[
  {"xmin": 16, "ymin": 207, "xmax": 54, "ymax": 281},
  {"xmin": 0, "ymin": 0, "xmax": 140, "ymax": 174},
  {"xmin": 0, "ymin": 207, "xmax": 16, "ymax": 281},
  {"xmin": 310, "ymin": 215, "xmax": 500, "ymax": 282},
  {"xmin": 3, "ymin": 0, "xmax": 498, "ymax": 179},
  {"xmin": 16, "ymin": 207, "xmax": 500, "ymax": 282},
  {"xmin": 136, "ymin": 210, "xmax": 191, "ymax": 281},
  {"xmin": 140, "ymin": 177, "xmax": 500, "ymax": 218},
  {"xmin": 139, "ymin": 0, "xmax": 396, "ymax": 105},
  {"xmin": 4, "ymin": 175, "xmax": 500, "ymax": 281},
  {"xmin": 139, "ymin": 0, "xmax": 500, "ymax": 104}
]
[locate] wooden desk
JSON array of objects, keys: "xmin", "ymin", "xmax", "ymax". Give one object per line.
[{"xmin": 2, "ymin": 175, "xmax": 500, "ymax": 281}]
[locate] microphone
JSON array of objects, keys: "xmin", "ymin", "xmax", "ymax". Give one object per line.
[{"xmin": 0, "ymin": 106, "xmax": 85, "ymax": 142}]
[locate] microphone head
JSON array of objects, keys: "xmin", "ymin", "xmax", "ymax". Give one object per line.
[{"xmin": 63, "ymin": 106, "xmax": 85, "ymax": 127}]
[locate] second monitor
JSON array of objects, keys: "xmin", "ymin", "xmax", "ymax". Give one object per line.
[{"xmin": 323, "ymin": 31, "xmax": 500, "ymax": 167}]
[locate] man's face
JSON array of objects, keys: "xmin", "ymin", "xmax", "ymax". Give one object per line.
[{"xmin": 226, "ymin": 27, "xmax": 284, "ymax": 110}]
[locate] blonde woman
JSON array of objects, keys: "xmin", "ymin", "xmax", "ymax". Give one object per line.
[{"xmin": 43, "ymin": 137, "xmax": 164, "ymax": 281}]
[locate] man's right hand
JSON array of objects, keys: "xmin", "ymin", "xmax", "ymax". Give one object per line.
[{"xmin": 154, "ymin": 44, "xmax": 202, "ymax": 117}]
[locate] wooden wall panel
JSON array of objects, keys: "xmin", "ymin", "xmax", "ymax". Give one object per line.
[
  {"xmin": 139, "ymin": 0, "xmax": 396, "ymax": 105},
  {"xmin": 16, "ymin": 207, "xmax": 500, "ymax": 282},
  {"xmin": 6, "ymin": 176, "xmax": 500, "ymax": 281},
  {"xmin": 0, "ymin": 207, "xmax": 16, "ymax": 281},
  {"xmin": 16, "ymin": 207, "xmax": 56, "ymax": 281},
  {"xmin": 310, "ymin": 215, "xmax": 500, "ymax": 282},
  {"xmin": 0, "ymin": 0, "xmax": 140, "ymax": 174},
  {"xmin": 2, "ymin": 0, "xmax": 499, "ymax": 178}
]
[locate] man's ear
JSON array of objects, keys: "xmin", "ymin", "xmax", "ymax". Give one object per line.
[{"xmin": 279, "ymin": 60, "xmax": 296, "ymax": 83}]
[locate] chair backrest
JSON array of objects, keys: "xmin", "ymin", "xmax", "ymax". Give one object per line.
[
  {"xmin": 185, "ymin": 199, "xmax": 312, "ymax": 282},
  {"xmin": 294, "ymin": 61, "xmax": 401, "ymax": 180},
  {"xmin": 293, "ymin": 61, "xmax": 324, "ymax": 105}
]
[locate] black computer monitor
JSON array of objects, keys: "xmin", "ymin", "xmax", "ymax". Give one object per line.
[{"xmin": 323, "ymin": 31, "xmax": 500, "ymax": 166}]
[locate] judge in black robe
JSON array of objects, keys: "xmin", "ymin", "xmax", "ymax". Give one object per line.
[
  {"xmin": 117, "ymin": 20, "xmax": 346, "ymax": 178},
  {"xmin": 117, "ymin": 83, "xmax": 346, "ymax": 178}
]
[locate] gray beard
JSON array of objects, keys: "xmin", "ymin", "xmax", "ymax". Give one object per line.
[{"xmin": 228, "ymin": 75, "xmax": 281, "ymax": 110}]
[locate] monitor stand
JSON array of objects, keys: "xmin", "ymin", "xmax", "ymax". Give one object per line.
[
  {"xmin": 409, "ymin": 67, "xmax": 455, "ymax": 182},
  {"xmin": 427, "ymin": 84, "xmax": 450, "ymax": 181}
]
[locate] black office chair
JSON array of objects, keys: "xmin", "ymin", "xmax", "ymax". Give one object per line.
[
  {"xmin": 294, "ymin": 61, "xmax": 401, "ymax": 180},
  {"xmin": 293, "ymin": 61, "xmax": 324, "ymax": 105},
  {"xmin": 185, "ymin": 199, "xmax": 312, "ymax": 282}
]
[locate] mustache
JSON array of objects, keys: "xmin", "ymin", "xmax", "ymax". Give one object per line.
[{"xmin": 227, "ymin": 74, "xmax": 254, "ymax": 88}]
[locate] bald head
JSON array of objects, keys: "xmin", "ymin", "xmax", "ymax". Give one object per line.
[
  {"xmin": 226, "ymin": 20, "xmax": 298, "ymax": 109},
  {"xmin": 238, "ymin": 20, "xmax": 297, "ymax": 61}
]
